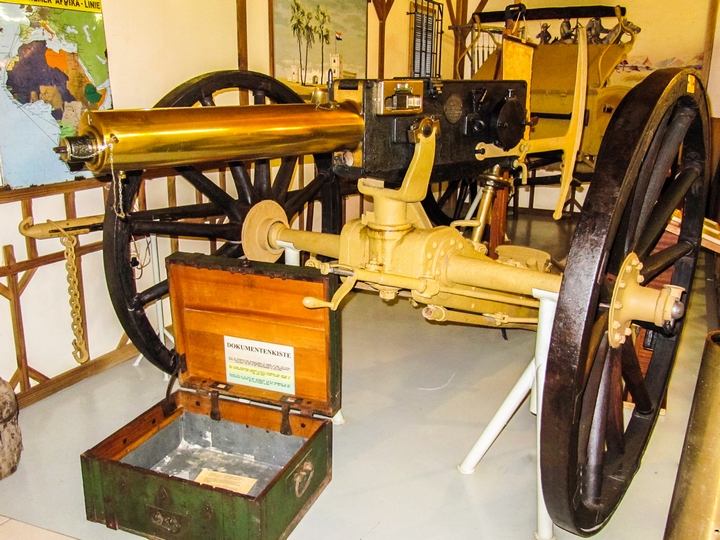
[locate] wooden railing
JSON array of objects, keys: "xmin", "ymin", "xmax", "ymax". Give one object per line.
[{"xmin": 0, "ymin": 179, "xmax": 137, "ymax": 408}]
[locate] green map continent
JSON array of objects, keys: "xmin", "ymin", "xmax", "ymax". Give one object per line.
[{"xmin": 28, "ymin": 7, "xmax": 108, "ymax": 88}]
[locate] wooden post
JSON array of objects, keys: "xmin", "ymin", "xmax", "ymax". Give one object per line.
[
  {"xmin": 448, "ymin": 0, "xmax": 488, "ymax": 79},
  {"xmin": 371, "ymin": 0, "xmax": 395, "ymax": 79},
  {"xmin": 236, "ymin": 0, "xmax": 248, "ymax": 71},
  {"xmin": 3, "ymin": 245, "xmax": 30, "ymax": 392}
]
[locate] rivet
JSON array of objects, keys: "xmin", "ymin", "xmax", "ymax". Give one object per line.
[
  {"xmin": 624, "ymin": 328, "xmax": 632, "ymax": 336},
  {"xmin": 440, "ymin": 250, "xmax": 446, "ymax": 256},
  {"xmin": 427, "ymin": 253, "xmax": 433, "ymax": 259},
  {"xmin": 614, "ymin": 301, "xmax": 622, "ymax": 309},
  {"xmin": 612, "ymin": 321, "xmax": 621, "ymax": 329},
  {"xmin": 614, "ymin": 333, "xmax": 623, "ymax": 342},
  {"xmin": 450, "ymin": 239, "xmax": 456, "ymax": 246},
  {"xmin": 618, "ymin": 281, "xmax": 627, "ymax": 289},
  {"xmin": 432, "ymin": 242, "xmax": 438, "ymax": 248}
]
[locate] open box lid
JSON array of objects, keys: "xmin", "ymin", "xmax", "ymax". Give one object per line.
[{"xmin": 166, "ymin": 252, "xmax": 341, "ymax": 418}]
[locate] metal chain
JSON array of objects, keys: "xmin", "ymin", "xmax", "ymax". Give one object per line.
[
  {"xmin": 108, "ymin": 142, "xmax": 127, "ymax": 219},
  {"xmin": 54, "ymin": 225, "xmax": 89, "ymax": 364}
]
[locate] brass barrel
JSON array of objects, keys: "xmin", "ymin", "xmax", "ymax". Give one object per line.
[
  {"xmin": 664, "ymin": 330, "xmax": 720, "ymax": 539},
  {"xmin": 58, "ymin": 101, "xmax": 364, "ymax": 174}
]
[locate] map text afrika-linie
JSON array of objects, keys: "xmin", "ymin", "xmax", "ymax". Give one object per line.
[{"xmin": 33, "ymin": 0, "xmax": 101, "ymax": 9}]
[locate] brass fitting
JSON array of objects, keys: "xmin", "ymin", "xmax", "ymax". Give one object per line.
[{"xmin": 608, "ymin": 252, "xmax": 685, "ymax": 347}]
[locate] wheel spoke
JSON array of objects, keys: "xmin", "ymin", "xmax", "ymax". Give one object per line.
[
  {"xmin": 635, "ymin": 163, "xmax": 702, "ymax": 259},
  {"xmin": 606, "ymin": 346, "xmax": 625, "ymax": 455},
  {"xmin": 634, "ymin": 106, "xmax": 697, "ymax": 245},
  {"xmin": 176, "ymin": 166, "xmax": 244, "ymax": 221},
  {"xmin": 252, "ymin": 89, "xmax": 266, "ymax": 104},
  {"xmin": 229, "ymin": 162, "xmax": 258, "ymax": 205},
  {"xmin": 130, "ymin": 219, "xmax": 242, "ymax": 240},
  {"xmin": 620, "ymin": 337, "xmax": 653, "ymax": 414},
  {"xmin": 582, "ymin": 347, "xmax": 612, "ymax": 505},
  {"xmin": 582, "ymin": 312, "xmax": 609, "ymax": 388},
  {"xmin": 453, "ymin": 181, "xmax": 470, "ymax": 221},
  {"xmin": 130, "ymin": 201, "xmax": 225, "ymax": 222},
  {"xmin": 200, "ymin": 95, "xmax": 216, "ymax": 106},
  {"xmin": 626, "ymin": 107, "xmax": 672, "ymax": 251},
  {"xmin": 641, "ymin": 241, "xmax": 694, "ymax": 284},
  {"xmin": 285, "ymin": 171, "xmax": 331, "ymax": 218},
  {"xmin": 214, "ymin": 241, "xmax": 243, "ymax": 258},
  {"xmin": 271, "ymin": 157, "xmax": 298, "ymax": 203},
  {"xmin": 437, "ymin": 180, "xmax": 460, "ymax": 208},
  {"xmin": 133, "ymin": 280, "xmax": 169, "ymax": 309},
  {"xmin": 254, "ymin": 160, "xmax": 273, "ymax": 200}
]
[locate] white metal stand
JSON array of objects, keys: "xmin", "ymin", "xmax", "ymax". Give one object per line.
[
  {"xmin": 458, "ymin": 288, "xmax": 558, "ymax": 540},
  {"xmin": 133, "ymin": 234, "xmax": 173, "ymax": 381}
]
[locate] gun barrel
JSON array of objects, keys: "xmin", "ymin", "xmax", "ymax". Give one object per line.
[{"xmin": 58, "ymin": 101, "xmax": 364, "ymax": 174}]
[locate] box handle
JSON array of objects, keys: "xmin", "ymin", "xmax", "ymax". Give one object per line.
[{"xmin": 293, "ymin": 461, "xmax": 314, "ymax": 498}]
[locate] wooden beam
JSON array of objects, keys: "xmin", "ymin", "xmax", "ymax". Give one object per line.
[
  {"xmin": 0, "ymin": 241, "xmax": 103, "ymax": 279},
  {"xmin": 0, "ymin": 178, "xmax": 103, "ymax": 204},
  {"xmin": 17, "ymin": 342, "xmax": 139, "ymax": 409},
  {"xmin": 237, "ymin": 0, "xmax": 248, "ymax": 71},
  {"xmin": 701, "ymin": 0, "xmax": 718, "ymax": 86},
  {"xmin": 268, "ymin": 0, "xmax": 275, "ymax": 77},
  {"xmin": 372, "ymin": 0, "xmax": 395, "ymax": 79},
  {"xmin": 3, "ymin": 245, "xmax": 30, "ymax": 392}
]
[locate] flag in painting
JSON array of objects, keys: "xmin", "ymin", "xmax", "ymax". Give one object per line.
[{"xmin": 335, "ymin": 31, "xmax": 343, "ymax": 41}]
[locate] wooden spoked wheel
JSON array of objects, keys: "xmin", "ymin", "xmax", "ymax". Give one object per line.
[
  {"xmin": 103, "ymin": 71, "xmax": 342, "ymax": 375},
  {"xmin": 422, "ymin": 177, "xmax": 480, "ymax": 226},
  {"xmin": 541, "ymin": 69, "xmax": 709, "ymax": 535}
]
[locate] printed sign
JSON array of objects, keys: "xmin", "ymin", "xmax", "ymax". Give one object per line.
[{"xmin": 224, "ymin": 336, "xmax": 296, "ymax": 394}]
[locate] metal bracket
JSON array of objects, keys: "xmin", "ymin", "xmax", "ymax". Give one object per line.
[
  {"xmin": 161, "ymin": 368, "xmax": 179, "ymax": 418},
  {"xmin": 210, "ymin": 391, "xmax": 221, "ymax": 422},
  {"xmin": 280, "ymin": 395, "xmax": 302, "ymax": 436}
]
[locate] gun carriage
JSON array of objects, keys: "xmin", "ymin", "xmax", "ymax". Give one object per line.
[{"xmin": 51, "ymin": 6, "xmax": 710, "ymax": 537}]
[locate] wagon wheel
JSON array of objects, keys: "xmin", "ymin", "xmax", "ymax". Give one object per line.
[
  {"xmin": 104, "ymin": 70, "xmax": 342, "ymax": 375},
  {"xmin": 422, "ymin": 177, "xmax": 479, "ymax": 226},
  {"xmin": 541, "ymin": 69, "xmax": 709, "ymax": 536}
]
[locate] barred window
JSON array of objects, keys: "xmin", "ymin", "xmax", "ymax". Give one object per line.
[{"xmin": 409, "ymin": 0, "xmax": 443, "ymax": 78}]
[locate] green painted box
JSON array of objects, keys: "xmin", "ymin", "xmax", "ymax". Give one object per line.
[{"xmin": 81, "ymin": 254, "xmax": 341, "ymax": 539}]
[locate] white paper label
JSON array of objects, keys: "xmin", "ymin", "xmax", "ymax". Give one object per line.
[
  {"xmin": 195, "ymin": 469, "xmax": 257, "ymax": 494},
  {"xmin": 224, "ymin": 336, "xmax": 295, "ymax": 393}
]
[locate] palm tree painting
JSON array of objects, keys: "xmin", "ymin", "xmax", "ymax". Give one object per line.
[{"xmin": 273, "ymin": 0, "xmax": 366, "ymax": 90}]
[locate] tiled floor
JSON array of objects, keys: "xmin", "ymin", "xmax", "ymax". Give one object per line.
[{"xmin": 0, "ymin": 214, "xmax": 715, "ymax": 539}]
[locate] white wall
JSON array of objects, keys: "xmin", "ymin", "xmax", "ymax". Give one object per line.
[{"xmin": 0, "ymin": 0, "xmax": 238, "ymax": 383}]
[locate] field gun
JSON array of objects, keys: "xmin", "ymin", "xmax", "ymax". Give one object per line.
[{"xmin": 57, "ymin": 64, "xmax": 710, "ymax": 536}]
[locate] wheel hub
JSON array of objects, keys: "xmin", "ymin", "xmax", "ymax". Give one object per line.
[
  {"xmin": 607, "ymin": 252, "xmax": 685, "ymax": 347},
  {"xmin": 241, "ymin": 200, "xmax": 288, "ymax": 262}
]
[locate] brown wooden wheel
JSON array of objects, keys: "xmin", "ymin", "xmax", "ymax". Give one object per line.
[
  {"xmin": 103, "ymin": 71, "xmax": 342, "ymax": 375},
  {"xmin": 541, "ymin": 69, "xmax": 710, "ymax": 536}
]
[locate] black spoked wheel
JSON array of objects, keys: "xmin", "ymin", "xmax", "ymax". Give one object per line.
[
  {"xmin": 541, "ymin": 69, "xmax": 710, "ymax": 535},
  {"xmin": 422, "ymin": 177, "xmax": 480, "ymax": 226},
  {"xmin": 104, "ymin": 70, "xmax": 342, "ymax": 374}
]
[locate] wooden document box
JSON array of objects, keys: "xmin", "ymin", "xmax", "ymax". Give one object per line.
[{"xmin": 81, "ymin": 253, "xmax": 341, "ymax": 539}]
